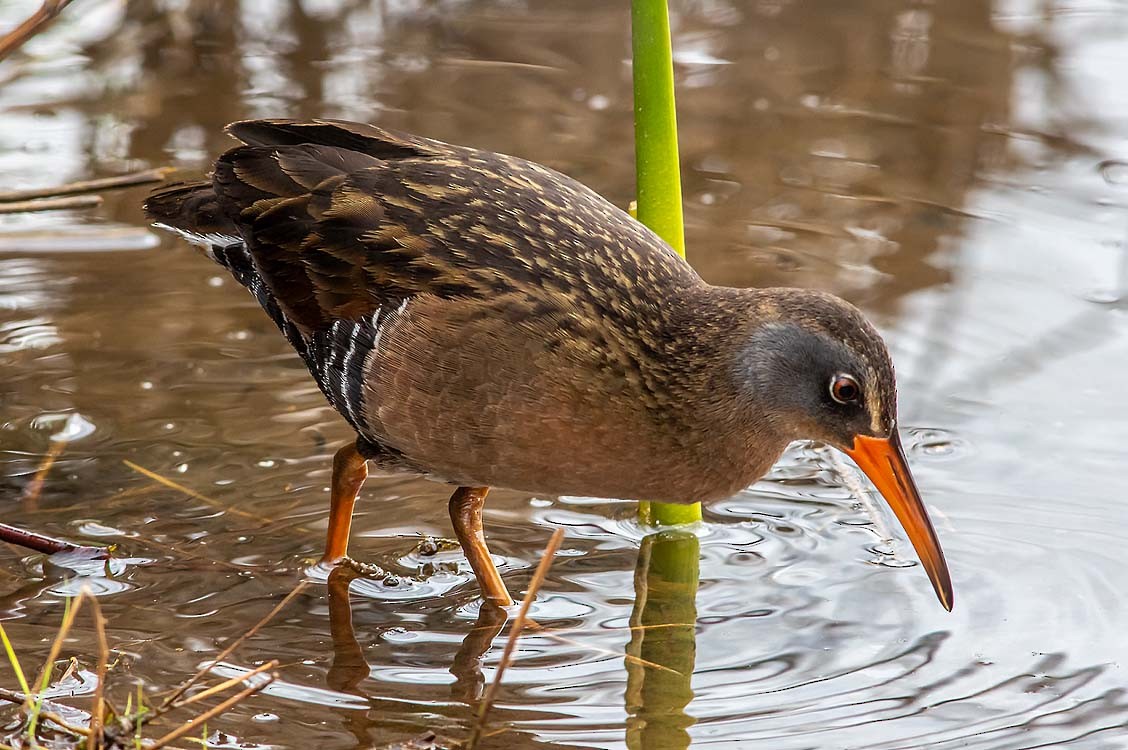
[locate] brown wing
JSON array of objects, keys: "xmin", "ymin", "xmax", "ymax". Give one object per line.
[{"xmin": 209, "ymin": 118, "xmax": 700, "ymax": 339}]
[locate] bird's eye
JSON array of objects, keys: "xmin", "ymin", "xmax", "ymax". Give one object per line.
[{"xmin": 830, "ymin": 374, "xmax": 861, "ymax": 405}]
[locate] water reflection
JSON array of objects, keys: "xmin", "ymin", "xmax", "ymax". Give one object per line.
[
  {"xmin": 2, "ymin": 0, "xmax": 1128, "ymax": 747},
  {"xmin": 626, "ymin": 531, "xmax": 699, "ymax": 750}
]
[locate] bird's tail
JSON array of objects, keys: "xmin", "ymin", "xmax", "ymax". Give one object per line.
[
  {"xmin": 143, "ymin": 180, "xmax": 241, "ymax": 262},
  {"xmin": 145, "ymin": 178, "xmax": 308, "ymax": 356}
]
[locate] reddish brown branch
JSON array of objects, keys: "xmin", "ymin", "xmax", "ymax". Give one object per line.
[
  {"xmin": 0, "ymin": 522, "xmax": 106, "ymax": 558},
  {"xmin": 0, "ymin": 0, "xmax": 76, "ymax": 63}
]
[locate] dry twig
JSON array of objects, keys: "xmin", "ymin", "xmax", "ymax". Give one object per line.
[
  {"xmin": 122, "ymin": 460, "xmax": 311, "ymax": 532},
  {"xmin": 147, "ymin": 680, "xmax": 272, "ymax": 750},
  {"xmin": 0, "ymin": 196, "xmax": 101, "ymax": 214},
  {"xmin": 159, "ymin": 581, "xmax": 307, "ymax": 710},
  {"xmin": 88, "ymin": 597, "xmax": 109, "ymax": 750},
  {"xmin": 1, "ymin": 586, "xmax": 295, "ymax": 750},
  {"xmin": 22, "ymin": 438, "xmax": 67, "ymax": 508},
  {"xmin": 529, "ymin": 626, "xmax": 676, "ymax": 674},
  {"xmin": 32, "ymin": 592, "xmax": 86, "ymax": 699},
  {"xmin": 36, "ymin": 709, "xmax": 88, "ymax": 736},
  {"xmin": 0, "ymin": 168, "xmax": 172, "ymax": 203},
  {"xmin": 466, "ymin": 529, "xmax": 564, "ymax": 750},
  {"xmin": 169, "ymin": 660, "xmax": 279, "ymax": 712},
  {"xmin": 0, "ymin": 0, "xmax": 76, "ymax": 63},
  {"xmin": 0, "ymin": 687, "xmax": 28, "ymax": 705}
]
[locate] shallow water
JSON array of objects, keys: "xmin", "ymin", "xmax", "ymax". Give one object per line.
[{"xmin": 1, "ymin": 0, "xmax": 1127, "ymax": 748}]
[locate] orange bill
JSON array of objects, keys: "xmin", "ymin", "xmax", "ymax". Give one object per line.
[{"xmin": 845, "ymin": 432, "xmax": 954, "ymax": 611}]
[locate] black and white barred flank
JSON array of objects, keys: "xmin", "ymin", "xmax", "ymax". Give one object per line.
[
  {"xmin": 305, "ymin": 306, "xmax": 405, "ymax": 437},
  {"xmin": 155, "ymin": 223, "xmax": 404, "ymax": 439}
]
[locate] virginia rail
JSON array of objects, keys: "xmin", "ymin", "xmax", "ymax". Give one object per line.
[{"xmin": 144, "ymin": 119, "xmax": 952, "ymax": 611}]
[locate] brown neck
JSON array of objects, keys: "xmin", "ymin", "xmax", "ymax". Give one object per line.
[{"xmin": 634, "ymin": 283, "xmax": 795, "ymax": 500}]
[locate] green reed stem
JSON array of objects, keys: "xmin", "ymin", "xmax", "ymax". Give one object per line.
[
  {"xmin": 632, "ymin": 0, "xmax": 701, "ymax": 526},
  {"xmin": 631, "ymin": 0, "xmax": 684, "ymax": 255}
]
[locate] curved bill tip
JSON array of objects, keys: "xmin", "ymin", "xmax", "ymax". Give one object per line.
[{"xmin": 845, "ymin": 432, "xmax": 954, "ymax": 612}]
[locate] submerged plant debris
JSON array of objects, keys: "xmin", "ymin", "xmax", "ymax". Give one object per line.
[{"xmin": 0, "ymin": 589, "xmax": 283, "ymax": 750}]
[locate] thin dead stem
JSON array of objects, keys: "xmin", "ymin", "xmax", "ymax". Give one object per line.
[
  {"xmin": 121, "ymin": 461, "xmax": 243, "ymax": 517},
  {"xmin": 122, "ymin": 460, "xmax": 310, "ymax": 532},
  {"xmin": 0, "ymin": 687, "xmax": 26, "ymax": 704},
  {"xmin": 32, "ymin": 592, "xmax": 85, "ymax": 701},
  {"xmin": 0, "ymin": 196, "xmax": 101, "ymax": 214},
  {"xmin": 88, "ymin": 597, "xmax": 109, "ymax": 750},
  {"xmin": 159, "ymin": 581, "xmax": 307, "ymax": 710},
  {"xmin": 22, "ymin": 440, "xmax": 67, "ymax": 508},
  {"xmin": 2, "ymin": 587, "xmax": 292, "ymax": 750},
  {"xmin": 167, "ymin": 660, "xmax": 278, "ymax": 713},
  {"xmin": 147, "ymin": 680, "xmax": 272, "ymax": 750},
  {"xmin": 0, "ymin": 0, "xmax": 76, "ymax": 63},
  {"xmin": 36, "ymin": 710, "xmax": 88, "ymax": 737},
  {"xmin": 456, "ymin": 616, "xmax": 674, "ymax": 673},
  {"xmin": 466, "ymin": 528, "xmax": 564, "ymax": 750},
  {"xmin": 532, "ymin": 628, "xmax": 678, "ymax": 675},
  {"xmin": 0, "ymin": 168, "xmax": 172, "ymax": 203}
]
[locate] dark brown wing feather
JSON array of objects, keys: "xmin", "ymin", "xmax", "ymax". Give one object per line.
[
  {"xmin": 225, "ymin": 118, "xmax": 448, "ymax": 159},
  {"xmin": 209, "ymin": 119, "xmax": 700, "ymax": 337}
]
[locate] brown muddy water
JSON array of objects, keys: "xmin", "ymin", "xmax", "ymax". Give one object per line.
[{"xmin": 2, "ymin": 1, "xmax": 1128, "ymax": 748}]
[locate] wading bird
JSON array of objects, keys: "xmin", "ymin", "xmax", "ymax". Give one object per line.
[{"xmin": 145, "ymin": 119, "xmax": 952, "ymax": 611}]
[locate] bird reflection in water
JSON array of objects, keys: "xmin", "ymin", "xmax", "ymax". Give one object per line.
[
  {"xmin": 324, "ymin": 564, "xmax": 506, "ymax": 708},
  {"xmin": 323, "ymin": 530, "xmax": 703, "ymax": 750},
  {"xmin": 325, "ymin": 565, "xmax": 370, "ymax": 695}
]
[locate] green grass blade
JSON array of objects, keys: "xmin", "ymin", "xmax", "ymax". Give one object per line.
[{"xmin": 0, "ymin": 623, "xmax": 31, "ymax": 697}]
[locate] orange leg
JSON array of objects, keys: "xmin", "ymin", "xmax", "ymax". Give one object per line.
[
  {"xmin": 321, "ymin": 442, "xmax": 369, "ymax": 564},
  {"xmin": 448, "ymin": 486, "xmax": 514, "ymax": 607}
]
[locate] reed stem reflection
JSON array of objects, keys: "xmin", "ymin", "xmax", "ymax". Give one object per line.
[{"xmin": 626, "ymin": 530, "xmax": 698, "ymax": 750}]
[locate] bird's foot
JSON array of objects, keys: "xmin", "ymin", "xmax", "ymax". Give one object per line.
[
  {"xmin": 314, "ymin": 556, "xmax": 419, "ymax": 593},
  {"xmin": 325, "ymin": 555, "xmax": 388, "ymax": 579}
]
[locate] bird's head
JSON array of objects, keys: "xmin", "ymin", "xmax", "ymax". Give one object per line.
[{"xmin": 737, "ymin": 289, "xmax": 953, "ymax": 611}]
